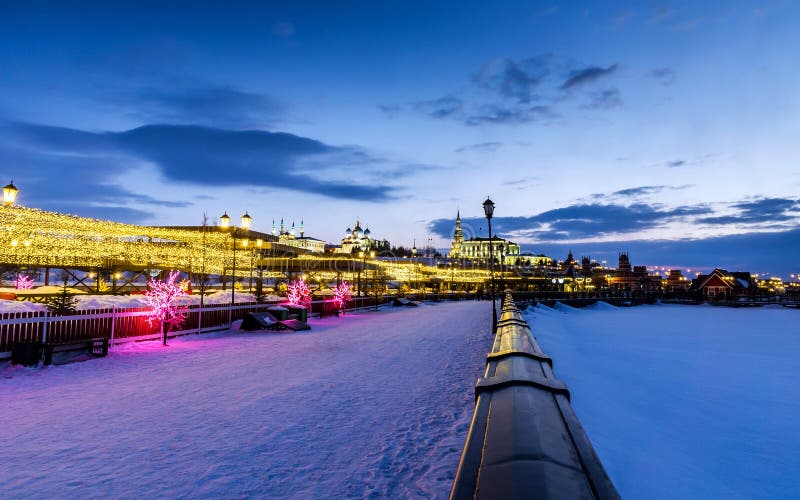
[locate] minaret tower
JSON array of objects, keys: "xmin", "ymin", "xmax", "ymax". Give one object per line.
[{"xmin": 449, "ymin": 210, "xmax": 464, "ymax": 258}]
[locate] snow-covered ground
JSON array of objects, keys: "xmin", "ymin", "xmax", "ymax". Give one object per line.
[
  {"xmin": 525, "ymin": 302, "xmax": 800, "ymax": 499},
  {"xmin": 0, "ymin": 301, "xmax": 490, "ymax": 498}
]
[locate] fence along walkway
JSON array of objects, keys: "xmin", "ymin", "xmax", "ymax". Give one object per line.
[
  {"xmin": 0, "ymin": 294, "xmax": 413, "ymax": 359},
  {"xmin": 450, "ymin": 292, "xmax": 619, "ymax": 499}
]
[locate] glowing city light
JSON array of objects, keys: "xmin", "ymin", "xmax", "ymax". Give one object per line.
[
  {"xmin": 287, "ymin": 278, "xmax": 312, "ymax": 310},
  {"xmin": 333, "ymin": 281, "xmax": 353, "ymax": 311},
  {"xmin": 15, "ymin": 274, "xmax": 34, "ymax": 289},
  {"xmin": 143, "ymin": 269, "xmax": 187, "ymax": 332}
]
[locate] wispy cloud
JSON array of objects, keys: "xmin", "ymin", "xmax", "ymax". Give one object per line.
[
  {"xmin": 2, "ymin": 121, "xmax": 397, "ymax": 223},
  {"xmin": 502, "ymin": 176, "xmax": 539, "ymax": 191},
  {"xmin": 473, "ymin": 56, "xmax": 552, "ymax": 104},
  {"xmin": 455, "ymin": 142, "xmax": 502, "ymax": 153},
  {"xmin": 561, "ymin": 64, "xmax": 619, "ymax": 90},
  {"xmin": 698, "ymin": 197, "xmax": 800, "ymax": 225},
  {"xmin": 649, "ymin": 67, "xmax": 676, "ymax": 85},
  {"xmin": 465, "ymin": 104, "xmax": 555, "ymax": 126},
  {"xmin": 378, "ymin": 104, "xmax": 402, "ymax": 118},
  {"xmin": 428, "ymin": 202, "xmax": 712, "ymax": 242},
  {"xmin": 413, "ymin": 97, "xmax": 464, "ymax": 119},
  {"xmin": 582, "ymin": 88, "xmax": 623, "ymax": 109},
  {"xmin": 612, "ymin": 185, "xmax": 668, "ymax": 197},
  {"xmin": 399, "ymin": 55, "xmax": 625, "ymax": 126},
  {"xmin": 590, "ymin": 185, "xmax": 692, "ymax": 201},
  {"xmin": 131, "ymin": 84, "xmax": 285, "ymax": 129}
]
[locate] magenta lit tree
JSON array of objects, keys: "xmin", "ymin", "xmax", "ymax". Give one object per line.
[
  {"xmin": 333, "ymin": 281, "xmax": 352, "ymax": 314},
  {"xmin": 287, "ymin": 278, "xmax": 312, "ymax": 310},
  {"xmin": 144, "ymin": 270, "xmax": 187, "ymax": 346},
  {"xmin": 16, "ymin": 274, "xmax": 34, "ymax": 290}
]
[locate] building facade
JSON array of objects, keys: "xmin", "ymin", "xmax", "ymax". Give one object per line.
[
  {"xmin": 691, "ymin": 268, "xmax": 755, "ymax": 300},
  {"xmin": 448, "ymin": 211, "xmax": 520, "ymax": 261},
  {"xmin": 339, "ymin": 219, "xmax": 373, "ymax": 253},
  {"xmin": 273, "ymin": 218, "xmax": 326, "ymax": 253}
]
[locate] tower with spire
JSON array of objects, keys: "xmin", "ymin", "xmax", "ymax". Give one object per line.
[{"xmin": 448, "ymin": 210, "xmax": 464, "ymax": 258}]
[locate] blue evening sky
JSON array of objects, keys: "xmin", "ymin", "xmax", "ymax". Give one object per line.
[{"xmin": 1, "ymin": 1, "xmax": 798, "ymax": 275}]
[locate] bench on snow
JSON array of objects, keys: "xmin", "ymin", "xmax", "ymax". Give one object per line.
[
  {"xmin": 42, "ymin": 337, "xmax": 109, "ymax": 366},
  {"xmin": 240, "ymin": 312, "xmax": 310, "ymax": 332},
  {"xmin": 392, "ymin": 297, "xmax": 419, "ymax": 307}
]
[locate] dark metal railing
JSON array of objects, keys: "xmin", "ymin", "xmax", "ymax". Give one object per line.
[{"xmin": 450, "ymin": 292, "xmax": 619, "ymax": 499}]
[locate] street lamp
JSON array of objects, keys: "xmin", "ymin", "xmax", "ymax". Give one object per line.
[
  {"xmin": 358, "ymin": 250, "xmax": 364, "ymax": 297},
  {"xmin": 483, "ymin": 196, "xmax": 497, "ymax": 332},
  {"xmin": 370, "ymin": 250, "xmax": 378, "ymax": 310},
  {"xmin": 412, "ymin": 240, "xmax": 418, "ymax": 293},
  {"xmin": 219, "ymin": 211, "xmax": 252, "ymax": 325},
  {"xmin": 3, "ymin": 180, "xmax": 18, "ymax": 206}
]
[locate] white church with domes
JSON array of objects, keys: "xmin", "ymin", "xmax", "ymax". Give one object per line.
[{"xmin": 339, "ymin": 219, "xmax": 373, "ymax": 253}]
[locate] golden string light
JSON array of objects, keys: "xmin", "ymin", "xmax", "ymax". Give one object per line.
[{"xmin": 0, "ymin": 205, "xmax": 492, "ymax": 284}]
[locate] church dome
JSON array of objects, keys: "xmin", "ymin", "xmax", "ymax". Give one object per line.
[
  {"xmin": 345, "ymin": 227, "xmax": 352, "ymax": 235},
  {"xmin": 363, "ymin": 228, "xmax": 371, "ymax": 236}
]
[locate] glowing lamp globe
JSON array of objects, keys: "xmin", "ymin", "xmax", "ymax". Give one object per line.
[
  {"xmin": 219, "ymin": 212, "xmax": 231, "ymax": 228},
  {"xmin": 240, "ymin": 212, "xmax": 252, "ymax": 229},
  {"xmin": 3, "ymin": 180, "xmax": 18, "ymax": 206}
]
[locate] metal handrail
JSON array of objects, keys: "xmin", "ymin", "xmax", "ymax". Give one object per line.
[{"xmin": 450, "ymin": 292, "xmax": 619, "ymax": 499}]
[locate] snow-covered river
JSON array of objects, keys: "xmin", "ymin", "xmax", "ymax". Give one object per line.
[{"xmin": 525, "ymin": 302, "xmax": 800, "ymax": 499}]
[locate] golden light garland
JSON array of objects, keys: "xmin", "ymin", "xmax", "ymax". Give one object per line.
[
  {"xmin": 0, "ymin": 205, "xmax": 494, "ymax": 284},
  {"xmin": 0, "ymin": 205, "xmax": 232, "ymax": 275}
]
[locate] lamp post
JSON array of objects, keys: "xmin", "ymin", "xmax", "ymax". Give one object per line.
[
  {"xmin": 483, "ymin": 196, "xmax": 497, "ymax": 332},
  {"xmin": 219, "ymin": 211, "xmax": 251, "ymax": 325},
  {"xmin": 3, "ymin": 180, "xmax": 18, "ymax": 206},
  {"xmin": 370, "ymin": 250, "xmax": 378, "ymax": 310},
  {"xmin": 500, "ymin": 245, "xmax": 506, "ymax": 291},
  {"xmin": 412, "ymin": 240, "xmax": 418, "ymax": 293}
]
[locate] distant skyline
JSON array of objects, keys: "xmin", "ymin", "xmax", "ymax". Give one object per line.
[{"xmin": 1, "ymin": 1, "xmax": 798, "ymax": 276}]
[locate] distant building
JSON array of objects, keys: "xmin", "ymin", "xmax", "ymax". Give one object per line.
[
  {"xmin": 606, "ymin": 252, "xmax": 661, "ymax": 291},
  {"xmin": 447, "ymin": 211, "xmax": 520, "ymax": 261},
  {"xmin": 665, "ymin": 269, "xmax": 691, "ymax": 292},
  {"xmin": 339, "ymin": 219, "xmax": 373, "ymax": 253},
  {"xmin": 691, "ymin": 268, "xmax": 755, "ymax": 301},
  {"xmin": 515, "ymin": 253, "xmax": 553, "ymax": 266},
  {"xmin": 273, "ymin": 218, "xmax": 326, "ymax": 253},
  {"xmin": 448, "ymin": 211, "xmax": 464, "ymax": 258}
]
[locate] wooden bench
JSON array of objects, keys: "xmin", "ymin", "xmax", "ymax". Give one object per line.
[{"xmin": 42, "ymin": 337, "xmax": 109, "ymax": 366}]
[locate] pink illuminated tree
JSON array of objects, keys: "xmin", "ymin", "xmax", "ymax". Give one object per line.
[
  {"xmin": 287, "ymin": 278, "xmax": 312, "ymax": 310},
  {"xmin": 333, "ymin": 280, "xmax": 352, "ymax": 314},
  {"xmin": 143, "ymin": 270, "xmax": 187, "ymax": 346},
  {"xmin": 16, "ymin": 274, "xmax": 34, "ymax": 290}
]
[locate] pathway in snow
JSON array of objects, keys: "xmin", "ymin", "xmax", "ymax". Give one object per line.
[
  {"xmin": 1, "ymin": 301, "xmax": 492, "ymax": 498},
  {"xmin": 525, "ymin": 303, "xmax": 800, "ymax": 499}
]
